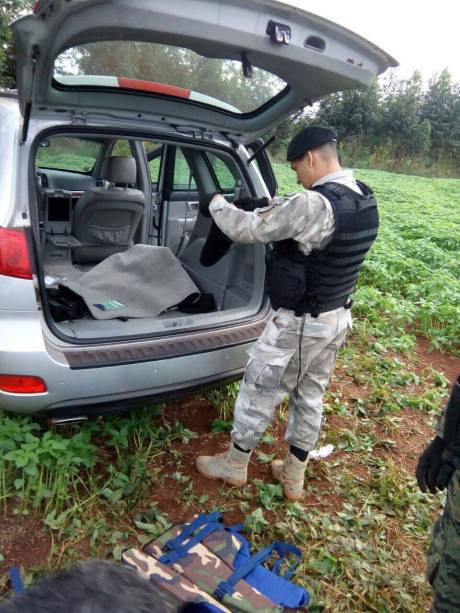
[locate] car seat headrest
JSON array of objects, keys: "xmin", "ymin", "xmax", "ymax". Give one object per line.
[{"xmin": 104, "ymin": 156, "xmax": 137, "ymax": 185}]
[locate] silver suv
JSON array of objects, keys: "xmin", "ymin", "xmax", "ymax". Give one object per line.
[{"xmin": 0, "ymin": 0, "xmax": 395, "ymax": 417}]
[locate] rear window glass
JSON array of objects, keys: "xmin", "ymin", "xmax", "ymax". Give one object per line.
[
  {"xmin": 36, "ymin": 136, "xmax": 102, "ymax": 172},
  {"xmin": 143, "ymin": 142, "xmax": 164, "ymax": 187},
  {"xmin": 173, "ymin": 149, "xmax": 197, "ymax": 190},
  {"xmin": 111, "ymin": 140, "xmax": 132, "ymax": 156},
  {"xmin": 54, "ymin": 41, "xmax": 287, "ymax": 114},
  {"xmin": 207, "ymin": 153, "xmax": 236, "ymax": 192}
]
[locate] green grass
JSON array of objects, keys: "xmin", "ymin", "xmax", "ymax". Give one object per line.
[
  {"xmin": 1, "ymin": 166, "xmax": 459, "ymax": 610},
  {"xmin": 36, "ymin": 151, "xmax": 96, "ymax": 173}
]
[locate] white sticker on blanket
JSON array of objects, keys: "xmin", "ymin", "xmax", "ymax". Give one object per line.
[{"xmin": 93, "ymin": 300, "xmax": 125, "ymax": 311}]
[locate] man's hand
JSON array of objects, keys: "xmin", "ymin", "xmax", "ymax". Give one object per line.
[
  {"xmin": 233, "ymin": 196, "xmax": 269, "ymax": 212},
  {"xmin": 416, "ymin": 436, "xmax": 455, "ymax": 494}
]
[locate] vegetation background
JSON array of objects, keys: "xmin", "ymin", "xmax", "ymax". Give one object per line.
[
  {"xmin": 1, "ymin": 167, "xmax": 459, "ymax": 611},
  {"xmin": 1, "ymin": 2, "xmax": 459, "ymax": 612}
]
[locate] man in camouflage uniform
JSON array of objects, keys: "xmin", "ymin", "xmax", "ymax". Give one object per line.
[
  {"xmin": 416, "ymin": 374, "xmax": 460, "ymax": 612},
  {"xmin": 197, "ymin": 126, "xmax": 379, "ymax": 500}
]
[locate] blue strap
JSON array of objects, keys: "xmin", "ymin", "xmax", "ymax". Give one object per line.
[
  {"xmin": 214, "ymin": 544, "xmax": 274, "ymax": 600},
  {"xmin": 162, "ymin": 512, "xmax": 221, "ymax": 553},
  {"xmin": 271, "ymin": 542, "xmax": 302, "ymax": 580},
  {"xmin": 160, "ymin": 523, "xmax": 224, "ymax": 564},
  {"xmin": 160, "ymin": 514, "xmax": 224, "ymax": 565},
  {"xmin": 214, "ymin": 541, "xmax": 302, "ymax": 600},
  {"xmin": 9, "ymin": 567, "xmax": 24, "ymax": 594}
]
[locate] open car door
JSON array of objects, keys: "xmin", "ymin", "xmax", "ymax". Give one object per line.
[{"xmin": 13, "ymin": 0, "xmax": 397, "ymax": 143}]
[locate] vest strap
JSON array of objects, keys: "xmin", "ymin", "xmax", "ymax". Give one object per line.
[{"xmin": 294, "ymin": 296, "xmax": 353, "ymax": 318}]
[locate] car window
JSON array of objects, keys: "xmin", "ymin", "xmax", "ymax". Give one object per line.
[
  {"xmin": 111, "ymin": 139, "xmax": 132, "ymax": 156},
  {"xmin": 173, "ymin": 149, "xmax": 197, "ymax": 191},
  {"xmin": 143, "ymin": 141, "xmax": 164, "ymax": 188},
  {"xmin": 55, "ymin": 41, "xmax": 287, "ymax": 115},
  {"xmin": 36, "ymin": 136, "xmax": 102, "ymax": 173},
  {"xmin": 206, "ymin": 153, "xmax": 236, "ymax": 192}
]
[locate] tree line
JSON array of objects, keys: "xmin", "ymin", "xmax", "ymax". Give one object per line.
[
  {"xmin": 269, "ymin": 70, "xmax": 460, "ymax": 177},
  {"xmin": 2, "ymin": 1, "xmax": 458, "ymax": 177},
  {"xmin": 0, "ymin": 0, "xmax": 27, "ymax": 88}
]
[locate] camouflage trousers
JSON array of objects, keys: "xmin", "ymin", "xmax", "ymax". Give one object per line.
[
  {"xmin": 232, "ymin": 306, "xmax": 351, "ymax": 452},
  {"xmin": 428, "ymin": 467, "xmax": 460, "ymax": 613}
]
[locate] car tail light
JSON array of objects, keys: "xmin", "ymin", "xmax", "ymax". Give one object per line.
[
  {"xmin": 33, "ymin": 1, "xmax": 46, "ymax": 15},
  {"xmin": 0, "ymin": 228, "xmax": 33, "ymax": 279},
  {"xmin": 0, "ymin": 375, "xmax": 47, "ymax": 394}
]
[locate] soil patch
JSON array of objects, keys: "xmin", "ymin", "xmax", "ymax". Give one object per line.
[
  {"xmin": 0, "ymin": 509, "xmax": 51, "ymax": 577},
  {"xmin": 373, "ymin": 407, "xmax": 435, "ymax": 473},
  {"xmin": 415, "ymin": 338, "xmax": 459, "ymax": 385},
  {"xmin": 147, "ymin": 396, "xmax": 353, "ymax": 521},
  {"xmin": 145, "ymin": 339, "xmax": 458, "ymax": 525}
]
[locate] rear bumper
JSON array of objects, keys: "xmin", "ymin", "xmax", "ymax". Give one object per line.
[
  {"xmin": 62, "ymin": 316, "xmax": 267, "ymax": 369},
  {"xmin": 41, "ymin": 368, "xmax": 243, "ymax": 418},
  {"xmin": 0, "ymin": 308, "xmax": 268, "ymax": 415}
]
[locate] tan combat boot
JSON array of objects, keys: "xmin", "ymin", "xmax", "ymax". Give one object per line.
[
  {"xmin": 196, "ymin": 444, "xmax": 251, "ymax": 486},
  {"xmin": 271, "ymin": 452, "xmax": 309, "ymax": 501}
]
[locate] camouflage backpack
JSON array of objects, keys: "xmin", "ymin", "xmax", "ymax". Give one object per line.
[{"xmin": 123, "ymin": 512, "xmax": 309, "ymax": 612}]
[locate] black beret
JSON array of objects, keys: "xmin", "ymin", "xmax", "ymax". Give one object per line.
[{"xmin": 286, "ymin": 125, "xmax": 338, "ymax": 162}]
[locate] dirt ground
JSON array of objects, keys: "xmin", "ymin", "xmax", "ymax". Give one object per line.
[{"xmin": 0, "ymin": 339, "xmax": 458, "ymax": 589}]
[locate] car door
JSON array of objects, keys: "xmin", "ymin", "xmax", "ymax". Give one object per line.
[{"xmin": 162, "ymin": 146, "xmax": 201, "ymax": 256}]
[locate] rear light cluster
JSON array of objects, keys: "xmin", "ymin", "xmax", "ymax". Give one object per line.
[
  {"xmin": 0, "ymin": 229, "xmax": 42, "ymax": 394},
  {"xmin": 33, "ymin": 0, "xmax": 51, "ymax": 15},
  {"xmin": 0, "ymin": 375, "xmax": 47, "ymax": 394},
  {"xmin": 0, "ymin": 228, "xmax": 32, "ymax": 279}
]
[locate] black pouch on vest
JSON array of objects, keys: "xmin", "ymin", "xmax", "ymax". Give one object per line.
[{"xmin": 265, "ymin": 251, "xmax": 307, "ymax": 311}]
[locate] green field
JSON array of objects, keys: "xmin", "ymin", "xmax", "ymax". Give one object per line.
[{"xmin": 1, "ymin": 167, "xmax": 459, "ymax": 611}]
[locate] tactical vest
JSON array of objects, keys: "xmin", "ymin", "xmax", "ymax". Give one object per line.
[
  {"xmin": 265, "ymin": 180, "xmax": 379, "ymax": 316},
  {"xmin": 123, "ymin": 512, "xmax": 309, "ymax": 611}
]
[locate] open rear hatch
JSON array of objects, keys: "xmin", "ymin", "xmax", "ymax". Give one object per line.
[
  {"xmin": 15, "ymin": 0, "xmax": 396, "ymax": 344},
  {"xmin": 13, "ymin": 0, "xmax": 397, "ymax": 143}
]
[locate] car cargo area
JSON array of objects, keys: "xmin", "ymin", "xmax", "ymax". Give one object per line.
[{"xmin": 33, "ymin": 133, "xmax": 266, "ymax": 341}]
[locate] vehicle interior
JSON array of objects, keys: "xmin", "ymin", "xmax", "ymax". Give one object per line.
[{"xmin": 34, "ymin": 133, "xmax": 267, "ymax": 340}]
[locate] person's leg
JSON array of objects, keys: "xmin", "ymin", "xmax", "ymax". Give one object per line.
[
  {"xmin": 428, "ymin": 469, "xmax": 460, "ymax": 612},
  {"xmin": 285, "ymin": 328, "xmax": 347, "ymax": 452},
  {"xmin": 272, "ymin": 309, "xmax": 350, "ymax": 499},
  {"xmin": 196, "ymin": 309, "xmax": 299, "ymax": 485}
]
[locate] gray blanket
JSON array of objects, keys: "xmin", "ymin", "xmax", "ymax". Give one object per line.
[{"xmin": 62, "ymin": 245, "xmax": 199, "ymax": 319}]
